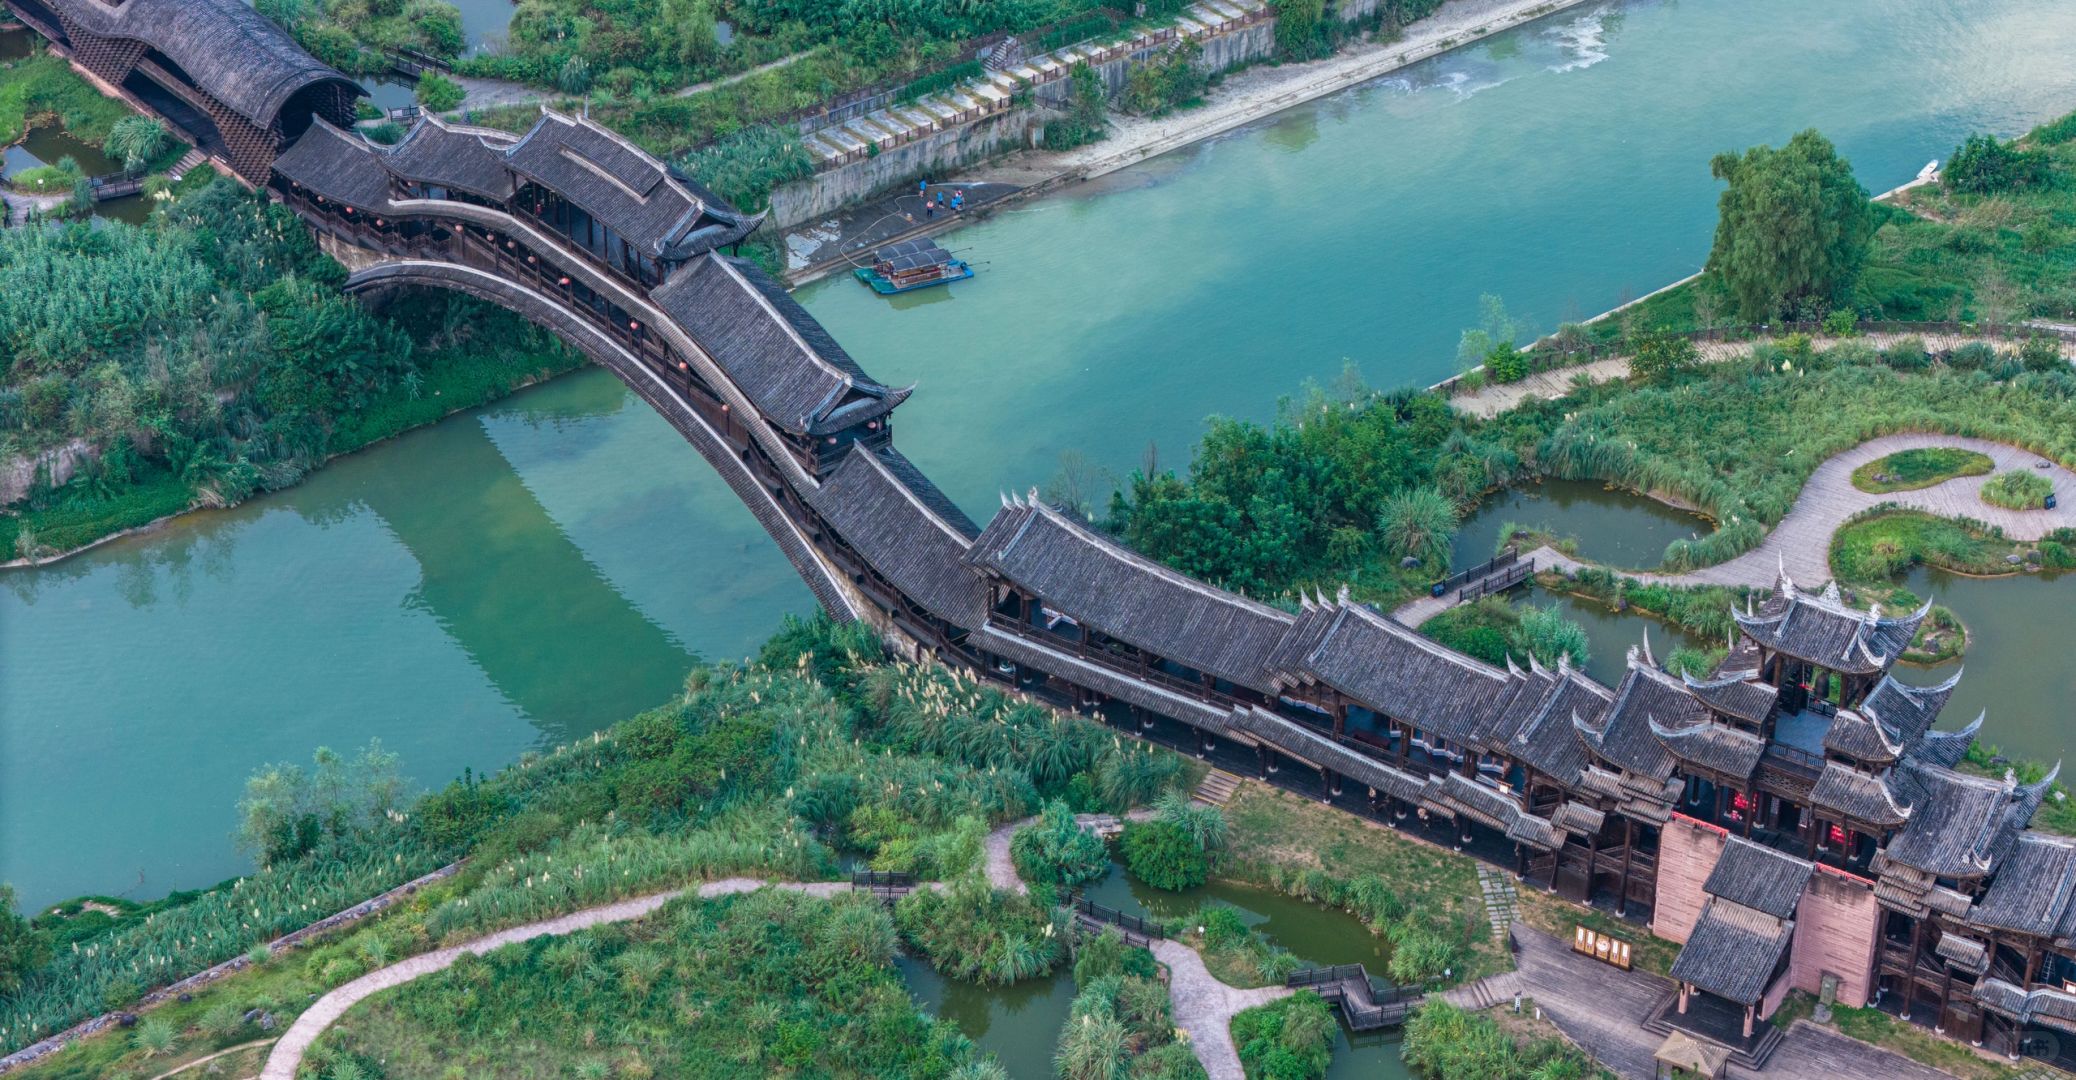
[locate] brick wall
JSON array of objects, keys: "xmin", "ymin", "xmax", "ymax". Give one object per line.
[
  {"xmin": 1652, "ymin": 816, "xmax": 1726, "ymax": 944},
  {"xmin": 1789, "ymin": 867, "xmax": 1880, "ymax": 1007}
]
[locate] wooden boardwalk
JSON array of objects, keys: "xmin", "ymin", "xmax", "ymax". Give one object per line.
[
  {"xmin": 1446, "ymin": 927, "xmax": 1964, "ymax": 1080},
  {"xmin": 1395, "ymin": 432, "xmax": 2076, "ymax": 627}
]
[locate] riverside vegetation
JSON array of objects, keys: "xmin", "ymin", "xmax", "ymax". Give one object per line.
[
  {"xmin": 0, "ymin": 614, "xmax": 1566, "ymax": 1078},
  {"xmin": 0, "ymin": 618, "xmax": 1231, "ymax": 1076},
  {"xmin": 0, "ymin": 174, "xmax": 579, "ymax": 561},
  {"xmin": 1105, "ymin": 112, "xmax": 2076, "ymax": 612}
]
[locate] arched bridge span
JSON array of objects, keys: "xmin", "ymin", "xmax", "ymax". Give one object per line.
[{"xmin": 266, "ymin": 104, "xmax": 2076, "ymax": 1032}]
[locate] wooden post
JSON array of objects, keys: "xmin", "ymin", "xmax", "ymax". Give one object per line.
[
  {"xmin": 1619, "ymin": 818, "xmax": 1636, "ymax": 917},
  {"xmin": 1743, "ymin": 1004, "xmax": 1755, "ymax": 1039},
  {"xmin": 1903, "ymin": 916, "xmax": 1923, "ymax": 1022}
]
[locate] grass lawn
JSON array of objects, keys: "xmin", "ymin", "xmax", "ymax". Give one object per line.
[
  {"xmin": 1218, "ymin": 783, "xmax": 1503, "ymax": 981},
  {"xmin": 1511, "ymin": 888, "xmax": 1676, "ymax": 978},
  {"xmin": 1828, "ymin": 509, "xmax": 2018, "ymax": 583},
  {"xmin": 1849, "ymin": 447, "xmax": 1993, "ymax": 493},
  {"xmin": 1770, "ymin": 993, "xmax": 2020, "ymax": 1080}
]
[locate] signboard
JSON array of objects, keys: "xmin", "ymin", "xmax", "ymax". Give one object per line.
[{"xmin": 1574, "ymin": 925, "xmax": 1634, "ymax": 971}]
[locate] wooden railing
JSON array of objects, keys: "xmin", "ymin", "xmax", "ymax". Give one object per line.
[
  {"xmin": 1458, "ymin": 559, "xmax": 1533, "ymax": 604},
  {"xmin": 1286, "ymin": 964, "xmax": 1421, "ymax": 1030},
  {"xmin": 1431, "ymin": 544, "xmax": 1519, "ymax": 597},
  {"xmin": 1066, "ymin": 894, "xmax": 1165, "ymax": 940}
]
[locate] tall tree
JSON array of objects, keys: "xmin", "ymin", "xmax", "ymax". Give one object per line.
[{"xmin": 1704, "ymin": 129, "xmax": 1875, "ymax": 321}]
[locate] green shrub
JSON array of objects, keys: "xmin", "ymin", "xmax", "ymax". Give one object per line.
[
  {"xmin": 1120, "ymin": 820, "xmax": 1208, "ymax": 891},
  {"xmin": 414, "ymin": 72, "xmax": 465, "ymax": 112},
  {"xmin": 1881, "ymin": 336, "xmax": 1930, "ymax": 370},
  {"xmin": 1947, "ymin": 341, "xmax": 1997, "ymax": 369},
  {"xmin": 1981, "ymin": 468, "xmax": 2053, "ymax": 510},
  {"xmin": 678, "ymin": 124, "xmax": 815, "ymax": 211},
  {"xmin": 1230, "ymin": 992, "xmax": 1335, "ymax": 1080},
  {"xmin": 1010, "ymin": 801, "xmax": 1109, "ymax": 888},
  {"xmin": 894, "ymin": 878, "xmax": 1062, "ymax": 985}
]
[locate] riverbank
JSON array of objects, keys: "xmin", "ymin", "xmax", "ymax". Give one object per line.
[{"xmin": 784, "ymin": 0, "xmax": 1593, "ymax": 284}]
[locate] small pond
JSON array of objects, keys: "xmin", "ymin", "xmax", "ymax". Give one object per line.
[
  {"xmin": 1454, "ymin": 478, "xmax": 1713, "ymax": 572},
  {"xmin": 0, "ymin": 25, "xmax": 30, "ymax": 61},
  {"xmin": 359, "ymin": 78, "xmax": 419, "ymax": 113},
  {"xmin": 1083, "ymin": 862, "xmax": 1414, "ymax": 1078},
  {"xmin": 1891, "ymin": 565, "xmax": 2076, "ymax": 768},
  {"xmin": 1526, "ymin": 590, "xmax": 1709, "ymax": 688},
  {"xmin": 1082, "ymin": 864, "xmax": 1388, "ymax": 970},
  {"xmin": 10, "ymin": 123, "xmax": 121, "ymax": 177},
  {"xmin": 898, "ymin": 957, "xmax": 1076, "ymax": 1080}
]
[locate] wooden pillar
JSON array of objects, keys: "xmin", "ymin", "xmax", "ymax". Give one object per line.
[
  {"xmin": 1903, "ymin": 917, "xmax": 1924, "ymax": 1021},
  {"xmin": 1678, "ymin": 984, "xmax": 1690, "ymax": 1014},
  {"xmin": 1806, "ymin": 813, "xmax": 1821, "ymax": 858},
  {"xmin": 1619, "ymin": 818, "xmax": 1636, "ymax": 917},
  {"xmin": 1256, "ymin": 744, "xmax": 1270, "ymax": 778},
  {"xmin": 1743, "ymin": 1004, "xmax": 1755, "ymax": 1039}
]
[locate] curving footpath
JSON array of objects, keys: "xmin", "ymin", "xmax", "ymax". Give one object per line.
[
  {"xmin": 259, "ymin": 878, "xmax": 846, "ymax": 1080},
  {"xmin": 1397, "ymin": 432, "xmax": 2076, "ymax": 626},
  {"xmin": 262, "ymin": 817, "xmax": 1278, "ymax": 1080}
]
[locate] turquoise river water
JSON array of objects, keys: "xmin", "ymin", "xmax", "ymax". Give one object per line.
[{"xmin": 7, "ymin": 0, "xmax": 2076, "ymax": 914}]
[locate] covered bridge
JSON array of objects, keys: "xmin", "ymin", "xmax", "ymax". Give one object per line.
[{"xmin": 4, "ymin": 0, "xmax": 362, "ymax": 183}]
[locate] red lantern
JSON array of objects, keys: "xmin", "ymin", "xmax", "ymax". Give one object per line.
[
  {"xmin": 1828, "ymin": 824, "xmax": 1847, "ymax": 846},
  {"xmin": 344, "ymin": 207, "xmax": 354, "ymax": 214},
  {"xmin": 1731, "ymin": 792, "xmax": 1752, "ymax": 813},
  {"xmin": 628, "ymin": 320, "xmax": 640, "ymax": 331},
  {"xmin": 375, "ymin": 219, "xmax": 384, "ymax": 227},
  {"xmin": 677, "ymin": 360, "xmax": 688, "ymax": 371},
  {"xmin": 558, "ymin": 276, "xmax": 571, "ymax": 286}
]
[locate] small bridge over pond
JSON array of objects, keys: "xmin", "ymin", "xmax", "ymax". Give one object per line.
[{"xmin": 1286, "ymin": 964, "xmax": 1422, "ymax": 1030}]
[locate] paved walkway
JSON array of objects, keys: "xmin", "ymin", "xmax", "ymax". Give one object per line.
[
  {"xmin": 1395, "ymin": 432, "xmax": 2076, "ymax": 627},
  {"xmin": 259, "ymin": 878, "xmax": 845, "ymax": 1080},
  {"xmin": 981, "ymin": 809, "xmax": 1152, "ymax": 893},
  {"xmin": 1152, "ymin": 938, "xmax": 1290, "ymax": 1080},
  {"xmin": 1447, "ymin": 927, "xmax": 1961, "ymax": 1080}
]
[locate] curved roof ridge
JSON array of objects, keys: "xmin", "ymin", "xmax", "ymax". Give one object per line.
[
  {"xmin": 1024, "ymin": 498, "xmax": 1295, "ymax": 622},
  {"xmin": 1336, "ymin": 599, "xmax": 1514, "ymax": 683}
]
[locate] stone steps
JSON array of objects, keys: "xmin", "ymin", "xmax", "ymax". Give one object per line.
[
  {"xmin": 1476, "ymin": 862, "xmax": 1519, "ymax": 941},
  {"xmin": 1194, "ymin": 768, "xmax": 1243, "ymax": 807}
]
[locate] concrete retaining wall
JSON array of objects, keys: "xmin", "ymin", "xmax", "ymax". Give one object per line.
[
  {"xmin": 769, "ymin": 108, "xmax": 1040, "ymax": 229},
  {"xmin": 768, "ymin": 15, "xmax": 1279, "ymax": 230}
]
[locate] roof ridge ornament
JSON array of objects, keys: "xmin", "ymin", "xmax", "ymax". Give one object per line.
[
  {"xmin": 1337, "ymin": 583, "xmax": 1351, "ymax": 605},
  {"xmin": 1821, "ymin": 580, "xmax": 1842, "ymax": 605},
  {"xmin": 1777, "ymin": 552, "xmax": 1794, "ymax": 595},
  {"xmin": 1641, "ymin": 626, "xmax": 1656, "ymax": 668}
]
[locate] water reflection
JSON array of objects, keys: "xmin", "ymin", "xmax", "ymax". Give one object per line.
[
  {"xmin": 1082, "ymin": 863, "xmax": 1387, "ymax": 969},
  {"xmin": 1455, "ymin": 479, "xmax": 1711, "ymax": 571},
  {"xmin": 1892, "ymin": 565, "xmax": 2076, "ymax": 767},
  {"xmin": 0, "ymin": 371, "xmax": 811, "ymax": 908},
  {"xmin": 897, "ymin": 957, "xmax": 1075, "ymax": 1080}
]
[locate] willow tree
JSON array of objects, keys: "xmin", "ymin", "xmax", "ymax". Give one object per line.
[{"xmin": 1704, "ymin": 129, "xmax": 1875, "ymax": 321}]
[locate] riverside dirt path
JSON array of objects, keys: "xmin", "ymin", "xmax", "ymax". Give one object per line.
[
  {"xmin": 1392, "ymin": 432, "xmax": 2076, "ymax": 627},
  {"xmin": 263, "ymin": 815, "xmax": 1276, "ymax": 1080},
  {"xmin": 259, "ymin": 878, "xmax": 847, "ymax": 1080},
  {"xmin": 1447, "ymin": 330, "xmax": 2076, "ymax": 419}
]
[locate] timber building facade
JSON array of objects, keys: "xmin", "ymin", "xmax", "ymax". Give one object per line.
[{"xmin": 12, "ymin": 2, "xmax": 2076, "ymax": 1068}]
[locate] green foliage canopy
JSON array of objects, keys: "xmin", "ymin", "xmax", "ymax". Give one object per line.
[{"xmin": 1705, "ymin": 129, "xmax": 1876, "ymax": 320}]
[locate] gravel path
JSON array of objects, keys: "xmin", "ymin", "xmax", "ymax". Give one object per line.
[
  {"xmin": 258, "ymin": 878, "xmax": 845, "ymax": 1080},
  {"xmin": 1395, "ymin": 431, "xmax": 2076, "ymax": 626}
]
